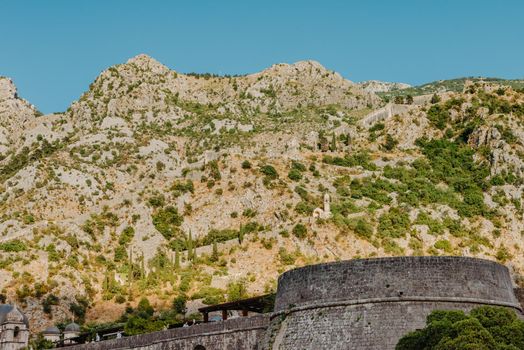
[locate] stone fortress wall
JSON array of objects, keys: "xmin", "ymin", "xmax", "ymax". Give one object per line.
[
  {"xmin": 65, "ymin": 256, "xmax": 522, "ymax": 350},
  {"xmin": 359, "ymin": 103, "xmax": 410, "ymax": 128},
  {"xmin": 260, "ymin": 256, "xmax": 521, "ymax": 350},
  {"xmin": 65, "ymin": 315, "xmax": 269, "ymax": 350}
]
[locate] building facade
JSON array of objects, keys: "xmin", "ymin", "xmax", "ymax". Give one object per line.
[{"xmin": 0, "ymin": 305, "xmax": 30, "ymax": 350}]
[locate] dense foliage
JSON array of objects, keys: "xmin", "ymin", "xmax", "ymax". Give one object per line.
[{"xmin": 396, "ymin": 306, "xmax": 524, "ymax": 350}]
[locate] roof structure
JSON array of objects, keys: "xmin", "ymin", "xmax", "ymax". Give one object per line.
[
  {"xmin": 65, "ymin": 322, "xmax": 81, "ymax": 332},
  {"xmin": 0, "ymin": 304, "xmax": 29, "ymax": 327},
  {"xmin": 198, "ymin": 294, "xmax": 275, "ymax": 322},
  {"xmin": 43, "ymin": 325, "xmax": 61, "ymax": 335}
]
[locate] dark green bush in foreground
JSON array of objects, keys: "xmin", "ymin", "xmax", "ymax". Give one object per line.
[{"xmin": 396, "ymin": 306, "xmax": 524, "ymax": 350}]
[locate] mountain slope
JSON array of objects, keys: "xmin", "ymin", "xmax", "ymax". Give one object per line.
[
  {"xmin": 1, "ymin": 57, "xmax": 524, "ymax": 332},
  {"xmin": 358, "ymin": 80, "xmax": 411, "ymax": 93}
]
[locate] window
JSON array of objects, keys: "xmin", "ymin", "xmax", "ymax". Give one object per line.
[
  {"xmin": 13, "ymin": 326, "xmax": 20, "ymax": 338},
  {"xmin": 194, "ymin": 346, "xmax": 206, "ymax": 350}
]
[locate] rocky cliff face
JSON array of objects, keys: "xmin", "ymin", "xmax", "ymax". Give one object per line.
[
  {"xmin": 0, "ymin": 78, "xmax": 40, "ymax": 153},
  {"xmin": 0, "ymin": 56, "xmax": 523, "ymax": 332}
]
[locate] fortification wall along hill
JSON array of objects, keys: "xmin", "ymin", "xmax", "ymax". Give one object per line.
[
  {"xmin": 65, "ymin": 315, "xmax": 269, "ymax": 350},
  {"xmin": 262, "ymin": 256, "xmax": 521, "ymax": 350},
  {"xmin": 65, "ymin": 257, "xmax": 521, "ymax": 350}
]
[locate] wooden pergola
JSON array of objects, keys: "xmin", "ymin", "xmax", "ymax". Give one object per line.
[{"xmin": 198, "ymin": 294, "xmax": 275, "ymax": 323}]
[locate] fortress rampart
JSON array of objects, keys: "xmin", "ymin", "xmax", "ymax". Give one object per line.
[
  {"xmin": 261, "ymin": 256, "xmax": 521, "ymax": 349},
  {"xmin": 64, "ymin": 256, "xmax": 522, "ymax": 350},
  {"xmin": 65, "ymin": 315, "xmax": 269, "ymax": 350}
]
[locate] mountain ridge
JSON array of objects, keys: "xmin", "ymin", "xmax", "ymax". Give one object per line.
[{"xmin": 1, "ymin": 56, "xmax": 524, "ymax": 335}]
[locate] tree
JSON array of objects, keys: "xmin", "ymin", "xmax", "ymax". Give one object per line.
[
  {"xmin": 260, "ymin": 165, "xmax": 278, "ymax": 179},
  {"xmin": 137, "ymin": 297, "xmax": 154, "ymax": 318},
  {"xmin": 288, "ymin": 169, "xmax": 302, "ymax": 181},
  {"xmin": 330, "ymin": 133, "xmax": 337, "ymax": 152},
  {"xmin": 405, "ymin": 95, "xmax": 414, "ymax": 105},
  {"xmin": 174, "ymin": 248, "xmax": 180, "ymax": 269},
  {"xmin": 396, "ymin": 306, "xmax": 524, "ymax": 350},
  {"xmin": 211, "ymin": 241, "xmax": 219, "ymax": 262},
  {"xmin": 172, "ymin": 295, "xmax": 187, "ymax": 314},
  {"xmin": 292, "ymin": 223, "xmax": 307, "ymax": 239},
  {"xmin": 186, "ymin": 230, "xmax": 194, "ymax": 261},
  {"xmin": 227, "ymin": 280, "xmax": 248, "ymax": 301},
  {"xmin": 31, "ymin": 334, "xmax": 54, "ymax": 349},
  {"xmin": 238, "ymin": 224, "xmax": 244, "ymax": 244},
  {"xmin": 318, "ymin": 131, "xmax": 329, "ymax": 151},
  {"xmin": 383, "ymin": 134, "xmax": 398, "ymax": 151},
  {"xmin": 430, "ymin": 93, "xmax": 441, "ymax": 104},
  {"xmin": 394, "ymin": 95, "xmax": 404, "ymax": 104}
]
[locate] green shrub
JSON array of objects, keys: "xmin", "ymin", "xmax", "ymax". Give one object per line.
[
  {"xmin": 426, "ymin": 104, "xmax": 450, "ymax": 130},
  {"xmin": 349, "ymin": 178, "xmax": 394, "ymax": 205},
  {"xmin": 369, "ymin": 123, "xmax": 385, "ymax": 132},
  {"xmin": 434, "ymin": 239, "xmax": 452, "ymax": 253},
  {"xmin": 42, "ymin": 294, "xmax": 59, "ymax": 314},
  {"xmin": 322, "ymin": 151, "xmax": 376, "ymax": 171},
  {"xmin": 288, "ymin": 168, "xmax": 302, "ymax": 181},
  {"xmin": 291, "ymin": 161, "xmax": 306, "ymax": 172},
  {"xmin": 378, "ymin": 207, "xmax": 410, "ymax": 238},
  {"xmin": 119, "ymin": 226, "xmax": 135, "ymax": 246},
  {"xmin": 193, "ymin": 287, "xmax": 225, "ymax": 305},
  {"xmin": 152, "ymin": 206, "xmax": 183, "ymax": 240},
  {"xmin": 382, "ymin": 134, "xmax": 398, "ymax": 151},
  {"xmin": 148, "ymin": 195, "xmax": 165, "ymax": 208},
  {"xmin": 241, "ymin": 160, "xmax": 252, "ymax": 169},
  {"xmin": 227, "ymin": 280, "xmax": 248, "ymax": 301},
  {"xmin": 172, "ymin": 295, "xmax": 187, "ymax": 314},
  {"xmin": 382, "ymin": 238, "xmax": 405, "ymax": 255},
  {"xmin": 415, "ymin": 212, "xmax": 444, "ymax": 235},
  {"xmin": 172, "ymin": 180, "xmax": 194, "ymax": 195},
  {"xmin": 207, "ymin": 160, "xmax": 221, "ymax": 181},
  {"xmin": 278, "ymin": 248, "xmax": 296, "ymax": 265},
  {"xmin": 292, "ymin": 224, "xmax": 307, "ymax": 239},
  {"xmin": 352, "ymin": 218, "xmax": 374, "ymax": 239},
  {"xmin": 0, "ymin": 240, "xmax": 27, "ymax": 252},
  {"xmin": 295, "ymin": 201, "xmax": 315, "ymax": 215},
  {"xmin": 260, "ymin": 165, "xmax": 278, "ymax": 179},
  {"xmin": 242, "ymin": 208, "xmax": 257, "ymax": 218},
  {"xmin": 496, "ymin": 246, "xmax": 512, "ymax": 263},
  {"xmin": 114, "ymin": 246, "xmax": 127, "ymax": 262},
  {"xmin": 202, "ymin": 229, "xmax": 238, "ymax": 246}
]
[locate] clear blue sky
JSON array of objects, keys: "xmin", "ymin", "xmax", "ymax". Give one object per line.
[{"xmin": 1, "ymin": 0, "xmax": 523, "ymax": 113}]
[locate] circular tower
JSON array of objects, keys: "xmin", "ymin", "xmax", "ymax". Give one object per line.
[{"xmin": 261, "ymin": 256, "xmax": 521, "ymax": 350}]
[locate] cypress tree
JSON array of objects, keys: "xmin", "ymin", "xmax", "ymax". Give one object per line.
[
  {"xmin": 238, "ymin": 225, "xmax": 244, "ymax": 244},
  {"xmin": 174, "ymin": 247, "xmax": 180, "ymax": 269},
  {"xmin": 211, "ymin": 241, "xmax": 219, "ymax": 262},
  {"xmin": 128, "ymin": 247, "xmax": 134, "ymax": 286},
  {"xmin": 187, "ymin": 230, "xmax": 194, "ymax": 261},
  {"xmin": 330, "ymin": 133, "xmax": 337, "ymax": 152}
]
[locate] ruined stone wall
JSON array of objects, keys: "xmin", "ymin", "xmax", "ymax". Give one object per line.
[
  {"xmin": 66, "ymin": 315, "xmax": 269, "ymax": 350},
  {"xmin": 262, "ymin": 256, "xmax": 521, "ymax": 350}
]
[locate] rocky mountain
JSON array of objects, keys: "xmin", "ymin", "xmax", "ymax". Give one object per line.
[
  {"xmin": 358, "ymin": 80, "xmax": 411, "ymax": 93},
  {"xmin": 379, "ymin": 77, "xmax": 524, "ymax": 100},
  {"xmin": 0, "ymin": 77, "xmax": 42, "ymax": 153},
  {"xmin": 1, "ymin": 55, "xmax": 524, "ymax": 333}
]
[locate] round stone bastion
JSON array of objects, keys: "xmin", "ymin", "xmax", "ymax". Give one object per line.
[{"xmin": 260, "ymin": 256, "xmax": 522, "ymax": 350}]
